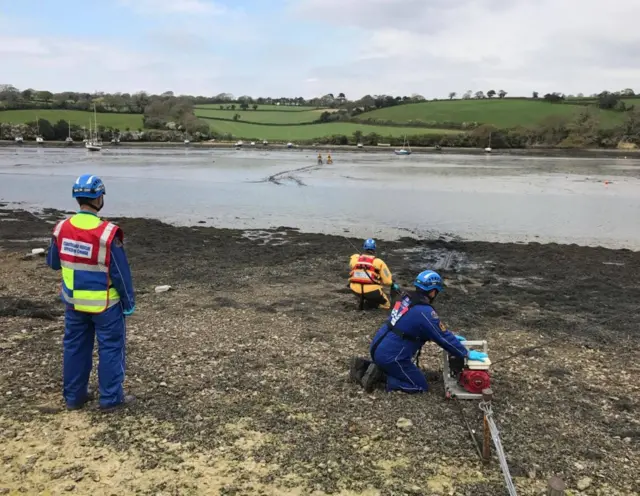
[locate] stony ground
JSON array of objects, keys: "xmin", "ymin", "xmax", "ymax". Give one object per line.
[{"xmin": 0, "ymin": 205, "xmax": 638, "ymax": 496}]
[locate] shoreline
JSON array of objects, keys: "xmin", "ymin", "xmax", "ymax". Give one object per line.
[
  {"xmin": 2, "ymin": 139, "xmax": 640, "ymax": 158},
  {"xmin": 3, "ymin": 201, "xmax": 638, "ymax": 252}
]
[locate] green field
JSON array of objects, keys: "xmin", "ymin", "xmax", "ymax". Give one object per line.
[
  {"xmin": 207, "ymin": 121, "xmax": 459, "ymax": 140},
  {"xmin": 195, "ymin": 104, "xmax": 321, "ymax": 112},
  {"xmin": 0, "ymin": 109, "xmax": 143, "ymax": 129},
  {"xmin": 195, "ymin": 107, "xmax": 323, "ymax": 124},
  {"xmin": 356, "ymin": 99, "xmax": 626, "ymax": 128}
]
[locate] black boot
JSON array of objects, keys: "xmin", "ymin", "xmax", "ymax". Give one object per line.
[
  {"xmin": 349, "ymin": 357, "xmax": 371, "ymax": 385},
  {"xmin": 362, "ymin": 364, "xmax": 386, "ymax": 393},
  {"xmin": 99, "ymin": 395, "xmax": 136, "ymax": 413},
  {"xmin": 66, "ymin": 389, "xmax": 96, "ymax": 411}
]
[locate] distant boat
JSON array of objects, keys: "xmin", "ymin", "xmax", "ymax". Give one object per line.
[
  {"xmin": 484, "ymin": 132, "xmax": 492, "ymax": 153},
  {"xmin": 85, "ymin": 104, "xmax": 103, "ymax": 151},
  {"xmin": 394, "ymin": 135, "xmax": 411, "ymax": 155},
  {"xmin": 262, "ymin": 140, "xmax": 268, "ymax": 146},
  {"xmin": 184, "ymin": 138, "xmax": 190, "ymax": 145},
  {"xmin": 65, "ymin": 121, "xmax": 73, "ymax": 145},
  {"xmin": 286, "ymin": 142, "xmax": 293, "ymax": 149},
  {"xmin": 35, "ymin": 115, "xmax": 44, "ymax": 143},
  {"xmin": 14, "ymin": 136, "xmax": 23, "ymax": 143},
  {"xmin": 356, "ymin": 142, "xmax": 363, "ymax": 148},
  {"xmin": 250, "ymin": 141, "xmax": 256, "ymax": 146}
]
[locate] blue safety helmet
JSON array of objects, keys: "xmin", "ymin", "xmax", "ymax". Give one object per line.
[
  {"xmin": 72, "ymin": 174, "xmax": 105, "ymax": 199},
  {"xmin": 362, "ymin": 238, "xmax": 376, "ymax": 251},
  {"xmin": 414, "ymin": 270, "xmax": 444, "ymax": 293}
]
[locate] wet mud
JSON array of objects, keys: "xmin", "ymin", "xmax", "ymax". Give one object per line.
[{"xmin": 0, "ymin": 206, "xmax": 638, "ymax": 495}]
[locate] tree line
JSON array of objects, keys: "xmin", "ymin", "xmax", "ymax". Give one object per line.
[{"xmin": 3, "ymin": 83, "xmax": 636, "ymax": 116}]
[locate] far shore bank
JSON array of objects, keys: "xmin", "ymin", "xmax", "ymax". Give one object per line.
[{"xmin": 2, "ymin": 140, "xmax": 640, "ymax": 159}]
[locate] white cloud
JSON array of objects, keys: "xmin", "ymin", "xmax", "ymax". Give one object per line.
[
  {"xmin": 1, "ymin": 35, "xmax": 227, "ymax": 95},
  {"xmin": 117, "ymin": 0, "xmax": 225, "ymax": 15},
  {"xmin": 2, "ymin": 1, "xmax": 640, "ymax": 98},
  {"xmin": 292, "ymin": 0, "xmax": 640, "ymax": 98}
]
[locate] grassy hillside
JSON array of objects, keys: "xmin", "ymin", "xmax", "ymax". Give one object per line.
[
  {"xmin": 195, "ymin": 104, "xmax": 321, "ymax": 112},
  {"xmin": 356, "ymin": 99, "xmax": 626, "ymax": 128},
  {"xmin": 195, "ymin": 108, "xmax": 322, "ymax": 124},
  {"xmin": 0, "ymin": 109, "xmax": 143, "ymax": 129},
  {"xmin": 207, "ymin": 121, "xmax": 459, "ymax": 140}
]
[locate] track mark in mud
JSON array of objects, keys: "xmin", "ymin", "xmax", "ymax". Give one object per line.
[
  {"xmin": 242, "ymin": 230, "xmax": 289, "ymax": 245},
  {"xmin": 251, "ymin": 164, "xmax": 322, "ymax": 186},
  {"xmin": 0, "ymin": 296, "xmax": 62, "ymax": 320}
]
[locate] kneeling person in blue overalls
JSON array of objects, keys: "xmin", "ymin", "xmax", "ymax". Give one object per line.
[
  {"xmin": 46, "ymin": 174, "xmax": 136, "ymax": 411},
  {"xmin": 349, "ymin": 270, "xmax": 488, "ymax": 393}
]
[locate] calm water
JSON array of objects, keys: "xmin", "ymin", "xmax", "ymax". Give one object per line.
[{"xmin": 1, "ymin": 146, "xmax": 639, "ymax": 249}]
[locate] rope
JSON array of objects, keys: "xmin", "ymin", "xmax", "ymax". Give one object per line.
[
  {"xmin": 454, "ymin": 398, "xmax": 483, "ymax": 459},
  {"xmin": 479, "ymin": 401, "xmax": 518, "ymax": 496}
]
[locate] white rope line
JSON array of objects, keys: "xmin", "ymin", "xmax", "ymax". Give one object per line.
[{"xmin": 480, "ymin": 401, "xmax": 518, "ymax": 496}]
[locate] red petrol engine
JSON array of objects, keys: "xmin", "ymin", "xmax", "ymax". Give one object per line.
[{"xmin": 459, "ymin": 369, "xmax": 491, "ymax": 395}]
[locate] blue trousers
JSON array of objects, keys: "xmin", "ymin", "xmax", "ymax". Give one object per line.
[
  {"xmin": 379, "ymin": 358, "xmax": 428, "ymax": 393},
  {"xmin": 63, "ymin": 304, "xmax": 126, "ymax": 408}
]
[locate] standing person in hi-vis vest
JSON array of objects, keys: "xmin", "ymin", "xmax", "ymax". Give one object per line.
[{"xmin": 46, "ymin": 174, "xmax": 136, "ymax": 411}]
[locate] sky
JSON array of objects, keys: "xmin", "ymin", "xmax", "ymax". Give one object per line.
[{"xmin": 1, "ymin": 0, "xmax": 639, "ymax": 100}]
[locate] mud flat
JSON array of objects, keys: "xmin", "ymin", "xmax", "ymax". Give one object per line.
[{"xmin": 0, "ymin": 206, "xmax": 638, "ymax": 495}]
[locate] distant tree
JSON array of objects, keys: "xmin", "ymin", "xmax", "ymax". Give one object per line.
[
  {"xmin": 353, "ymin": 130, "xmax": 363, "ymax": 144},
  {"xmin": 487, "ymin": 90, "xmax": 496, "ymax": 99},
  {"xmin": 498, "ymin": 90, "xmax": 507, "ymax": 99},
  {"xmin": 21, "ymin": 89, "xmax": 33, "ymax": 100},
  {"xmin": 230, "ymin": 104, "xmax": 236, "ymax": 110},
  {"xmin": 410, "ymin": 93, "xmax": 425, "ymax": 101},
  {"xmin": 338, "ymin": 92, "xmax": 346, "ymax": 102},
  {"xmin": 359, "ymin": 95, "xmax": 375, "ymax": 109},
  {"xmin": 532, "ymin": 91, "xmax": 539, "ymax": 99},
  {"xmin": 252, "ymin": 104, "xmax": 258, "ymax": 110},
  {"xmin": 36, "ymin": 90, "xmax": 53, "ymax": 102},
  {"xmin": 597, "ymin": 91, "xmax": 621, "ymax": 110},
  {"xmin": 233, "ymin": 113, "xmax": 240, "ymax": 121},
  {"xmin": 318, "ymin": 111, "xmax": 332, "ymax": 123},
  {"xmin": 36, "ymin": 118, "xmax": 55, "ymax": 139},
  {"xmin": 53, "ymin": 119, "xmax": 70, "ymax": 140},
  {"xmin": 577, "ymin": 93, "xmax": 584, "ymax": 98},
  {"xmin": 621, "ymin": 88, "xmax": 635, "ymax": 97},
  {"xmin": 363, "ymin": 132, "xmax": 381, "ymax": 146},
  {"xmin": 215, "ymin": 93, "xmax": 233, "ymax": 101},
  {"xmin": 449, "ymin": 92, "xmax": 456, "ymax": 100},
  {"xmin": 462, "ymin": 90, "xmax": 472, "ymax": 100},
  {"xmin": 543, "ymin": 92, "xmax": 564, "ymax": 103},
  {"xmin": 621, "ymin": 109, "xmax": 640, "ymax": 141},
  {"xmin": 161, "ymin": 91, "xmax": 174, "ymax": 97},
  {"xmin": 475, "ymin": 91, "xmax": 485, "ymax": 99},
  {"xmin": 219, "ymin": 105, "xmax": 224, "ymax": 110},
  {"xmin": 240, "ymin": 102, "xmax": 249, "ymax": 110}
]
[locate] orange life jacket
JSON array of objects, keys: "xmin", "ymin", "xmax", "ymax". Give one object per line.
[{"xmin": 349, "ymin": 254, "xmax": 381, "ymax": 285}]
